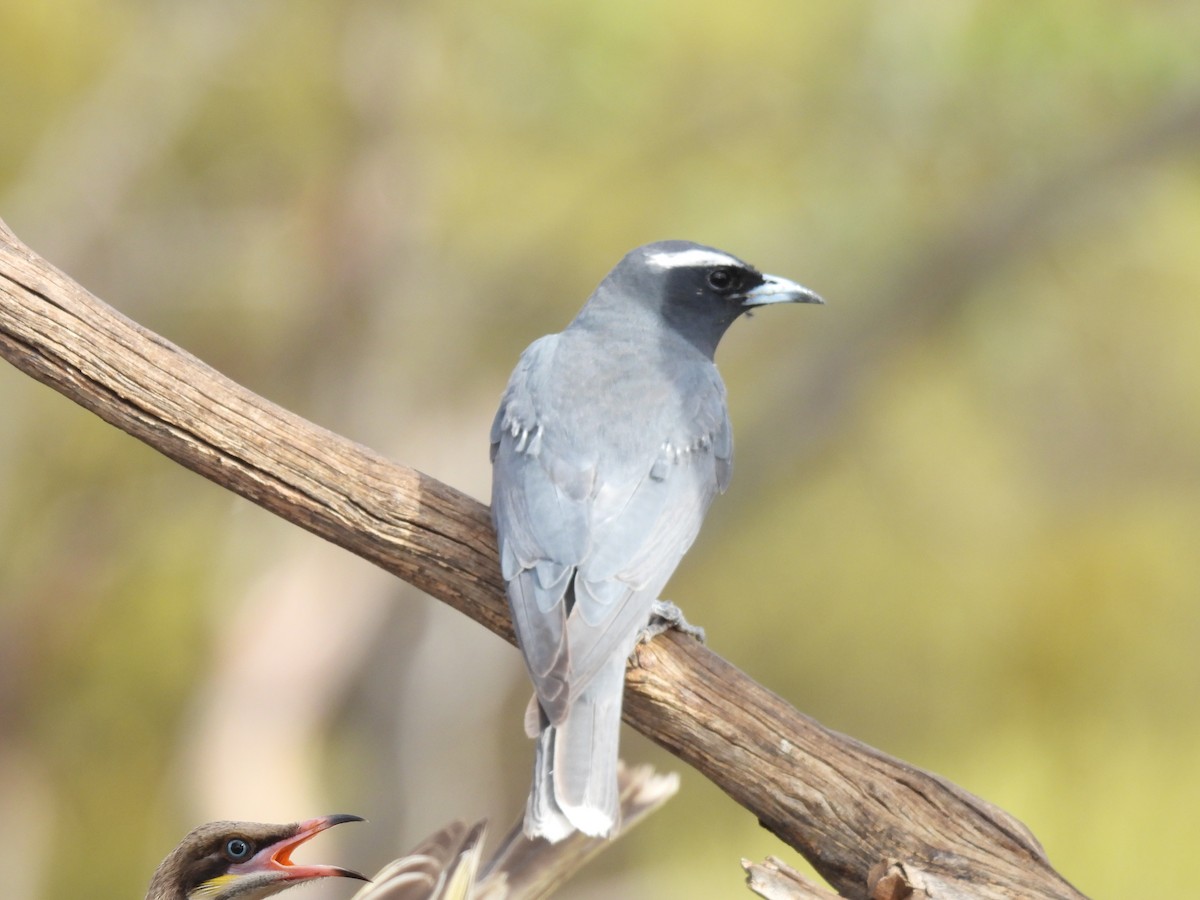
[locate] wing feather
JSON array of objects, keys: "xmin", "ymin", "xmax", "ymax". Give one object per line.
[{"xmin": 491, "ymin": 334, "xmax": 733, "ymax": 719}]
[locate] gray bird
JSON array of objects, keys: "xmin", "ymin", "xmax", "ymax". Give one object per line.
[{"xmin": 490, "ymin": 241, "xmax": 822, "ymax": 841}]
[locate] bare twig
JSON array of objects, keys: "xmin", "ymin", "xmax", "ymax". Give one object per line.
[
  {"xmin": 743, "ymin": 856, "xmax": 843, "ymax": 900},
  {"xmin": 0, "ymin": 219, "xmax": 1086, "ymax": 899}
]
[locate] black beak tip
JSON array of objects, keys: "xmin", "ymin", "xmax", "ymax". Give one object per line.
[{"xmin": 327, "ymin": 813, "xmax": 367, "ymax": 826}]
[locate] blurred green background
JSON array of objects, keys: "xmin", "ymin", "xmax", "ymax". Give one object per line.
[{"xmin": 2, "ymin": 2, "xmax": 1199, "ymax": 897}]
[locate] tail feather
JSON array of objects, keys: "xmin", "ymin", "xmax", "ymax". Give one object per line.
[
  {"xmin": 525, "ymin": 728, "xmax": 574, "ymax": 843},
  {"xmin": 524, "ymin": 658, "xmax": 625, "ymax": 842},
  {"xmin": 553, "ymin": 659, "xmax": 622, "ymax": 834}
]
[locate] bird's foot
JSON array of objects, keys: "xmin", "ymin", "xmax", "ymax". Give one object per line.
[{"xmin": 638, "ymin": 600, "xmax": 706, "ymax": 645}]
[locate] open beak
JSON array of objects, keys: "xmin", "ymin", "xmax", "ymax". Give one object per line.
[
  {"xmin": 742, "ymin": 273, "xmax": 824, "ymax": 308},
  {"xmin": 228, "ymin": 814, "xmax": 368, "ymax": 887}
]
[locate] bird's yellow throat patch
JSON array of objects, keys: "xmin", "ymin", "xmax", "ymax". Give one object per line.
[{"xmin": 189, "ymin": 873, "xmax": 236, "ymax": 897}]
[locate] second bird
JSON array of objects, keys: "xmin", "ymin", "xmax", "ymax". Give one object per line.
[{"xmin": 490, "ymin": 241, "xmax": 823, "ymax": 841}]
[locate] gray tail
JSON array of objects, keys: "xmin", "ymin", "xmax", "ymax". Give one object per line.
[{"xmin": 524, "ymin": 657, "xmax": 624, "ymax": 842}]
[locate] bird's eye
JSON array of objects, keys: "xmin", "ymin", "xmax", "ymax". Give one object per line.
[
  {"xmin": 225, "ymin": 838, "xmax": 253, "ymax": 861},
  {"xmin": 706, "ymin": 267, "xmax": 740, "ymax": 292}
]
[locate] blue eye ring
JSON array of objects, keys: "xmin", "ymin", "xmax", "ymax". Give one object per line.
[{"xmin": 225, "ymin": 838, "xmax": 253, "ymax": 861}]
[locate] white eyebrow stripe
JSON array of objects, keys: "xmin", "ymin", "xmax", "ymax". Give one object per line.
[{"xmin": 645, "ymin": 248, "xmax": 743, "ymax": 270}]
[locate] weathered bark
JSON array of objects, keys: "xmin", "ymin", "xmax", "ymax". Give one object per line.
[{"xmin": 0, "ymin": 219, "xmax": 1086, "ymax": 900}]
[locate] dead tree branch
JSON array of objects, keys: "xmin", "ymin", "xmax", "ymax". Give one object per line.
[{"xmin": 0, "ymin": 219, "xmax": 1086, "ymax": 900}]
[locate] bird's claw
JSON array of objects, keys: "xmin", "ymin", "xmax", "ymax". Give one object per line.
[{"xmin": 638, "ymin": 600, "xmax": 706, "ymax": 645}]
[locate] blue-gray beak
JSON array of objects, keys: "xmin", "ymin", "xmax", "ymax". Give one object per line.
[{"xmin": 742, "ymin": 274, "xmax": 824, "ymax": 308}]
